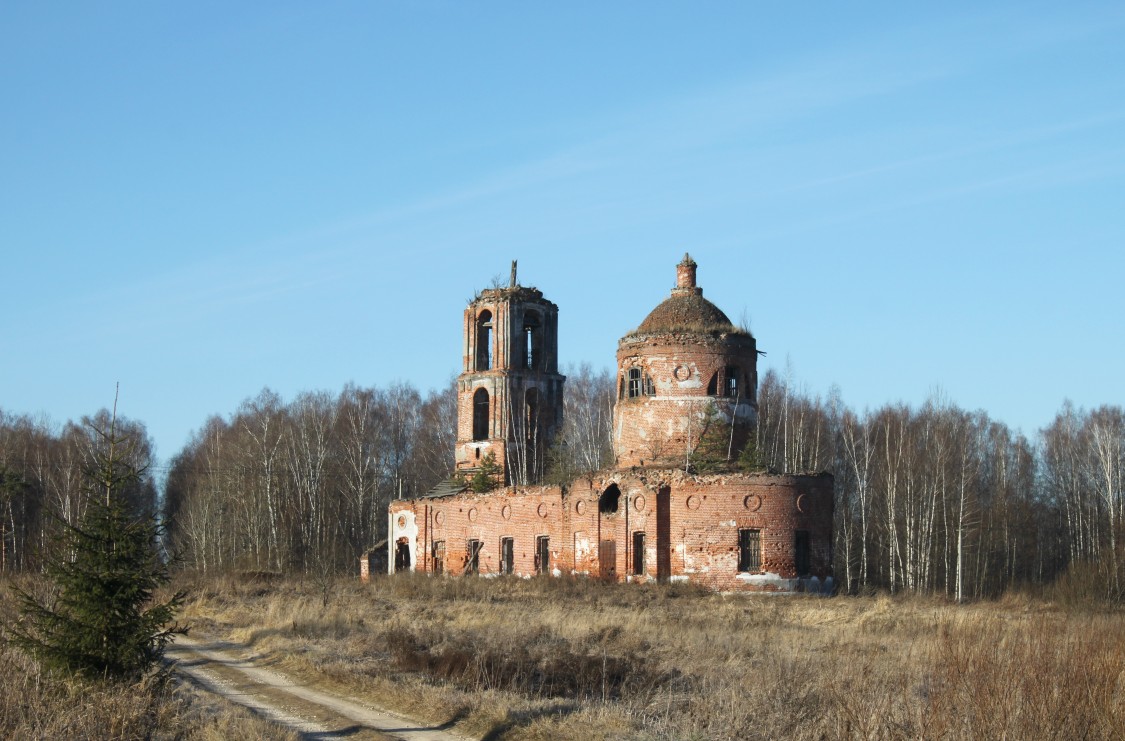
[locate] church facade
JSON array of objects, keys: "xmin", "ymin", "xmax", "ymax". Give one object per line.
[{"xmin": 385, "ymin": 256, "xmax": 833, "ymax": 592}]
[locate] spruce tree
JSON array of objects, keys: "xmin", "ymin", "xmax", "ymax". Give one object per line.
[{"xmin": 7, "ymin": 411, "xmax": 184, "ymax": 680}]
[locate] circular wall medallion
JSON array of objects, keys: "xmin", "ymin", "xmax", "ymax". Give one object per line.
[
  {"xmin": 468, "ymin": 507, "xmax": 478, "ymax": 522},
  {"xmin": 744, "ymin": 494, "xmax": 762, "ymax": 512},
  {"xmin": 686, "ymin": 495, "xmax": 700, "ymax": 510},
  {"xmin": 537, "ymin": 502, "xmax": 549, "ymax": 518},
  {"xmin": 796, "ymin": 494, "xmax": 808, "ymax": 513},
  {"xmin": 576, "ymin": 500, "xmax": 586, "ymax": 515},
  {"xmin": 435, "ymin": 511, "xmax": 445, "ymax": 526},
  {"xmin": 673, "ymin": 365, "xmax": 691, "ymax": 381},
  {"xmin": 396, "ymin": 515, "xmax": 407, "ymax": 529},
  {"xmin": 501, "ymin": 504, "xmax": 512, "ymax": 520},
  {"xmin": 634, "ymin": 494, "xmax": 646, "ymax": 512}
]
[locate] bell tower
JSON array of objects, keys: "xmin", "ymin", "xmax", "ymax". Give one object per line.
[{"xmin": 455, "ymin": 262, "xmax": 565, "ymax": 485}]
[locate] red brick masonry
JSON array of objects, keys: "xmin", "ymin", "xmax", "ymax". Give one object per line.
[{"xmin": 389, "ymin": 468, "xmax": 833, "ymax": 593}]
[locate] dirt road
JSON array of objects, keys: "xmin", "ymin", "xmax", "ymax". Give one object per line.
[{"xmin": 167, "ymin": 634, "xmax": 470, "ymax": 741}]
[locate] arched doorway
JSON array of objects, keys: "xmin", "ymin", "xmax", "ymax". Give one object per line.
[{"xmin": 599, "ymin": 484, "xmax": 621, "ymax": 580}]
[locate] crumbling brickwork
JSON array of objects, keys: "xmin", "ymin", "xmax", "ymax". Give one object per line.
[
  {"xmin": 386, "ymin": 255, "xmax": 834, "ymax": 594},
  {"xmin": 614, "ymin": 254, "xmax": 758, "ymax": 468},
  {"xmin": 389, "ymin": 470, "xmax": 833, "ymax": 591},
  {"xmin": 454, "ymin": 267, "xmax": 565, "ymax": 484}
]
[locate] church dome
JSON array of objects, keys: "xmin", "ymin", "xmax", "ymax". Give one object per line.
[
  {"xmin": 632, "ymin": 293, "xmax": 737, "ymax": 335},
  {"xmin": 625, "ymin": 254, "xmax": 749, "ymax": 338}
]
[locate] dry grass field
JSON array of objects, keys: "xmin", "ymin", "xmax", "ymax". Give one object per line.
[
  {"xmin": 4, "ymin": 573, "xmax": 1125, "ymax": 739},
  {"xmin": 180, "ymin": 575, "xmax": 1125, "ymax": 739}
]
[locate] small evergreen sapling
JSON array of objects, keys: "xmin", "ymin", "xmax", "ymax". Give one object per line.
[{"xmin": 6, "ymin": 414, "xmax": 185, "ymax": 680}]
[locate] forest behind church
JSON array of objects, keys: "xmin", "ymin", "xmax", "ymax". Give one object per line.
[{"xmin": 1, "ymin": 363, "xmax": 1123, "ymax": 602}]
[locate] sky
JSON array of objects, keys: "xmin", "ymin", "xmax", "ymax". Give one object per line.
[{"xmin": 2, "ymin": 2, "xmax": 1123, "ymax": 466}]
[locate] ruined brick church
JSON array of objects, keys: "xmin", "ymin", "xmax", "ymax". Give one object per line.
[{"xmin": 385, "ymin": 255, "xmax": 833, "ymax": 592}]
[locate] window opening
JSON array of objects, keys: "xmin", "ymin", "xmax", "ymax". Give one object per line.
[
  {"xmin": 627, "ymin": 368, "xmax": 642, "ymax": 398},
  {"xmin": 472, "ymin": 388, "xmax": 489, "ymax": 441},
  {"xmin": 738, "ymin": 529, "xmax": 761, "ymax": 572},
  {"xmin": 525, "ymin": 388, "xmax": 539, "ymax": 441},
  {"xmin": 535, "ymin": 536, "xmax": 550, "ymax": 575},
  {"xmin": 466, "ymin": 539, "xmax": 483, "ymax": 575},
  {"xmin": 795, "ymin": 530, "xmax": 811, "ymax": 576},
  {"xmin": 523, "ymin": 313, "xmax": 541, "ymax": 370},
  {"xmin": 725, "ymin": 366, "xmax": 740, "ymax": 398},
  {"xmin": 599, "ymin": 484, "xmax": 621, "ymax": 514},
  {"xmin": 476, "ymin": 310, "xmax": 493, "ymax": 370},
  {"xmin": 707, "ymin": 372, "xmax": 718, "ymax": 395},
  {"xmin": 632, "ymin": 531, "xmax": 646, "ymax": 576},
  {"xmin": 500, "ymin": 537, "xmax": 514, "ymax": 575},
  {"xmin": 432, "ymin": 540, "xmax": 445, "ymax": 575}
]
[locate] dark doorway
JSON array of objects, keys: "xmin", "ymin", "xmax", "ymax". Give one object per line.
[
  {"xmin": 394, "ymin": 539, "xmax": 411, "ymax": 572},
  {"xmin": 466, "ymin": 539, "xmax": 483, "ymax": 575},
  {"xmin": 535, "ymin": 536, "xmax": 550, "ymax": 575},
  {"xmin": 500, "ymin": 537, "xmax": 514, "ymax": 575},
  {"xmin": 656, "ymin": 486, "xmax": 671, "ymax": 583},
  {"xmin": 632, "ymin": 531, "xmax": 646, "ymax": 576},
  {"xmin": 795, "ymin": 530, "xmax": 811, "ymax": 577}
]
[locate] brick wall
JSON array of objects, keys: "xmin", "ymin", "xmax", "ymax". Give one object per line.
[
  {"xmin": 614, "ymin": 332, "xmax": 758, "ymax": 468},
  {"xmin": 389, "ymin": 468, "xmax": 833, "ymax": 593},
  {"xmin": 454, "ymin": 286, "xmax": 565, "ymax": 480}
]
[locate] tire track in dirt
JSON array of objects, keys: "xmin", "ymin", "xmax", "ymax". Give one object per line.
[{"xmin": 167, "ymin": 634, "xmax": 469, "ymax": 741}]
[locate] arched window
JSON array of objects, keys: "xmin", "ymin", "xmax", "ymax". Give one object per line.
[
  {"xmin": 476, "ymin": 310, "xmax": 493, "ymax": 370},
  {"xmin": 599, "ymin": 484, "xmax": 621, "ymax": 514},
  {"xmin": 523, "ymin": 312, "xmax": 541, "ymax": 370},
  {"xmin": 626, "ymin": 368, "xmax": 654, "ymax": 398},
  {"xmin": 472, "ymin": 388, "xmax": 489, "ymax": 441}
]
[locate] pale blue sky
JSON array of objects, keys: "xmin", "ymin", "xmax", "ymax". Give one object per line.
[{"xmin": 2, "ymin": 2, "xmax": 1123, "ymax": 462}]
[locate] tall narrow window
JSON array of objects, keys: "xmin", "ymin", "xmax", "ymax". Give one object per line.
[
  {"xmin": 525, "ymin": 388, "xmax": 539, "ymax": 441},
  {"xmin": 476, "ymin": 310, "xmax": 493, "ymax": 370},
  {"xmin": 432, "ymin": 540, "xmax": 445, "ymax": 575},
  {"xmin": 738, "ymin": 529, "xmax": 761, "ymax": 572},
  {"xmin": 795, "ymin": 530, "xmax": 811, "ymax": 577},
  {"xmin": 500, "ymin": 537, "xmax": 514, "ymax": 575},
  {"xmin": 725, "ymin": 366, "xmax": 740, "ymax": 398},
  {"xmin": 632, "ymin": 531, "xmax": 646, "ymax": 576},
  {"xmin": 523, "ymin": 313, "xmax": 541, "ymax": 370},
  {"xmin": 467, "ymin": 539, "xmax": 483, "ymax": 575},
  {"xmin": 535, "ymin": 536, "xmax": 550, "ymax": 575},
  {"xmin": 472, "ymin": 388, "xmax": 489, "ymax": 441},
  {"xmin": 627, "ymin": 368, "xmax": 642, "ymax": 398}
]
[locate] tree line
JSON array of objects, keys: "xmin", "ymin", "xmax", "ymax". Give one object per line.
[
  {"xmin": 1, "ymin": 365, "xmax": 1121, "ymax": 598},
  {"xmin": 0, "ymin": 409, "xmax": 156, "ymax": 573},
  {"xmin": 754, "ymin": 370, "xmax": 1123, "ymax": 599}
]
